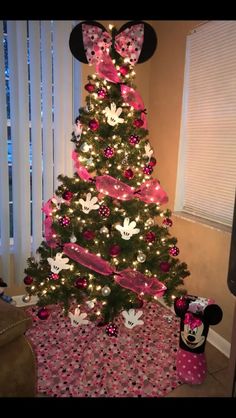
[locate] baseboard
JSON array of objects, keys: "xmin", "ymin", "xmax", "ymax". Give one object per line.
[
  {"xmin": 12, "ymin": 294, "xmax": 38, "ymax": 308},
  {"xmin": 157, "ymin": 297, "xmax": 231, "ymax": 359}
]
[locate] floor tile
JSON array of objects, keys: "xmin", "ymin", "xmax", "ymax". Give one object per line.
[
  {"xmin": 205, "ymin": 342, "xmax": 229, "ymax": 373},
  {"xmin": 166, "ymin": 373, "xmax": 229, "ymax": 397}
]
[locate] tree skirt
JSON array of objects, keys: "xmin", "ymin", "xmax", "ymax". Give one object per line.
[{"xmin": 25, "ymin": 302, "xmax": 182, "ymax": 397}]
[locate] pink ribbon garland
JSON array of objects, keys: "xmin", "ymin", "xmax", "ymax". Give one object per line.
[{"xmin": 63, "ymin": 243, "xmax": 166, "ymax": 297}]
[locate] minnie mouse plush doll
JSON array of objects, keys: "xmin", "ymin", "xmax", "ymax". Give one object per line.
[{"xmin": 174, "ymin": 295, "xmax": 223, "ymax": 384}]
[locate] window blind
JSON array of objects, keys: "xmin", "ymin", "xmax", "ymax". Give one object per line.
[
  {"xmin": 0, "ymin": 20, "xmax": 76, "ymax": 284},
  {"xmin": 176, "ymin": 21, "xmax": 236, "ymax": 227}
]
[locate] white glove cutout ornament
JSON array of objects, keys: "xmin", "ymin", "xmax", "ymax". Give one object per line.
[
  {"xmin": 79, "ymin": 193, "xmax": 99, "ymax": 214},
  {"xmin": 47, "ymin": 252, "xmax": 71, "ymax": 274},
  {"xmin": 122, "ymin": 309, "xmax": 144, "ymax": 329},
  {"xmin": 144, "ymin": 143, "xmax": 154, "ymax": 161},
  {"xmin": 115, "ymin": 217, "xmax": 140, "ymax": 240},
  {"xmin": 69, "ymin": 308, "xmax": 90, "ymax": 327},
  {"xmin": 51, "ymin": 195, "xmax": 65, "ymax": 209},
  {"xmin": 73, "ymin": 121, "xmax": 83, "ymax": 138},
  {"xmin": 104, "ymin": 103, "xmax": 124, "ymax": 126}
]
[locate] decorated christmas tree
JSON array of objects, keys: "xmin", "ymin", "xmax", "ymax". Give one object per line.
[{"xmin": 24, "ymin": 21, "xmax": 190, "ymax": 330}]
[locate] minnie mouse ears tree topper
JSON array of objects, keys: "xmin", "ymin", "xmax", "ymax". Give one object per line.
[{"xmin": 69, "ymin": 20, "xmax": 157, "ymax": 65}]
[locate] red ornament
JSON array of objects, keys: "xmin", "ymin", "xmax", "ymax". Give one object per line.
[
  {"xmin": 133, "ymin": 118, "xmax": 144, "ymax": 128},
  {"xmin": 129, "ymin": 135, "xmax": 140, "ymax": 146},
  {"xmin": 119, "ymin": 65, "xmax": 129, "ymax": 76},
  {"xmin": 149, "ymin": 157, "xmax": 157, "ymax": 167},
  {"xmin": 62, "ymin": 190, "xmax": 74, "ymax": 201},
  {"xmin": 37, "ymin": 307, "xmax": 50, "ymax": 320},
  {"xmin": 74, "ymin": 277, "xmax": 88, "ymax": 289},
  {"xmin": 109, "ymin": 244, "xmax": 121, "ymax": 257},
  {"xmin": 104, "ymin": 146, "xmax": 115, "ymax": 158},
  {"xmin": 58, "ymin": 216, "xmax": 71, "ymax": 227},
  {"xmin": 97, "ymin": 88, "xmax": 107, "ymax": 99},
  {"xmin": 175, "ymin": 297, "xmax": 189, "ymax": 312},
  {"xmin": 160, "ymin": 261, "xmax": 171, "ymax": 272},
  {"xmin": 145, "ymin": 231, "xmax": 156, "ymax": 243},
  {"xmin": 124, "ymin": 168, "xmax": 134, "ymax": 180},
  {"xmin": 89, "ymin": 119, "xmax": 99, "ymax": 131},
  {"xmin": 105, "ymin": 323, "xmax": 118, "ymax": 337},
  {"xmin": 83, "ymin": 230, "xmax": 95, "ymax": 241},
  {"xmin": 49, "ymin": 272, "xmax": 59, "ymax": 280},
  {"xmin": 162, "ymin": 218, "xmax": 173, "ymax": 228},
  {"xmin": 143, "ymin": 164, "xmax": 153, "ymax": 175},
  {"xmin": 169, "ymin": 246, "xmax": 179, "ymax": 256},
  {"xmin": 24, "ymin": 275, "xmax": 33, "ymax": 285},
  {"xmin": 99, "ymin": 205, "xmax": 110, "ymax": 218},
  {"xmin": 85, "ymin": 83, "xmax": 95, "ymax": 93}
]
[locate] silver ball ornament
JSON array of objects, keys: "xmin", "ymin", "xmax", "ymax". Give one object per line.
[
  {"xmin": 22, "ymin": 294, "xmax": 31, "ymax": 303},
  {"xmin": 146, "ymin": 218, "xmax": 154, "ymax": 227},
  {"xmin": 80, "ymin": 142, "xmax": 90, "ymax": 152},
  {"xmin": 137, "ymin": 252, "xmax": 146, "ymax": 263},
  {"xmin": 101, "ymin": 286, "xmax": 111, "ymax": 296},
  {"xmin": 100, "ymin": 226, "xmax": 109, "ymax": 234}
]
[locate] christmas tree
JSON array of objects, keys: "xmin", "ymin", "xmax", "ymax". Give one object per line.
[{"xmin": 24, "ymin": 21, "xmax": 190, "ymax": 328}]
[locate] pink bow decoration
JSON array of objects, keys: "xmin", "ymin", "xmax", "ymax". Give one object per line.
[
  {"xmin": 72, "ymin": 150, "xmax": 92, "ymax": 181},
  {"xmin": 95, "ymin": 175, "xmax": 168, "ymax": 205},
  {"xmin": 82, "ymin": 23, "xmax": 144, "ymax": 83},
  {"xmin": 63, "ymin": 243, "xmax": 114, "ymax": 276},
  {"xmin": 184, "ymin": 313, "xmax": 202, "ymax": 330},
  {"xmin": 114, "ymin": 269, "xmax": 167, "ymax": 297}
]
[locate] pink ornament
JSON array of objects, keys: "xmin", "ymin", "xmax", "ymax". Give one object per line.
[
  {"xmin": 133, "ymin": 118, "xmax": 144, "ymax": 128},
  {"xmin": 109, "ymin": 244, "xmax": 121, "ymax": 258},
  {"xmin": 160, "ymin": 261, "xmax": 170, "ymax": 272},
  {"xmin": 89, "ymin": 119, "xmax": 99, "ymax": 131},
  {"xmin": 162, "ymin": 218, "xmax": 173, "ymax": 228},
  {"xmin": 124, "ymin": 168, "xmax": 134, "ymax": 180},
  {"xmin": 62, "ymin": 190, "xmax": 74, "ymax": 201},
  {"xmin": 169, "ymin": 246, "xmax": 179, "ymax": 256},
  {"xmin": 104, "ymin": 146, "xmax": 114, "ymax": 158},
  {"xmin": 105, "ymin": 323, "xmax": 118, "ymax": 337},
  {"xmin": 24, "ymin": 275, "xmax": 33, "ymax": 285},
  {"xmin": 129, "ymin": 135, "xmax": 140, "ymax": 146},
  {"xmin": 98, "ymin": 205, "xmax": 110, "ymax": 218},
  {"xmin": 85, "ymin": 83, "xmax": 95, "ymax": 93},
  {"xmin": 145, "ymin": 231, "xmax": 156, "ymax": 243},
  {"xmin": 37, "ymin": 307, "xmax": 50, "ymax": 320},
  {"xmin": 143, "ymin": 164, "xmax": 153, "ymax": 175},
  {"xmin": 119, "ymin": 65, "xmax": 129, "ymax": 76},
  {"xmin": 83, "ymin": 230, "xmax": 95, "ymax": 241},
  {"xmin": 74, "ymin": 277, "xmax": 88, "ymax": 289},
  {"xmin": 97, "ymin": 88, "xmax": 107, "ymax": 98},
  {"xmin": 58, "ymin": 216, "xmax": 71, "ymax": 227},
  {"xmin": 149, "ymin": 157, "xmax": 157, "ymax": 167},
  {"xmin": 49, "ymin": 273, "xmax": 59, "ymax": 280}
]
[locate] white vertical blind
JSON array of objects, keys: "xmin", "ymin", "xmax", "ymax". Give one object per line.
[
  {"xmin": 0, "ymin": 20, "xmax": 79, "ymax": 285},
  {"xmin": 0, "ymin": 21, "xmax": 10, "ymax": 282},
  {"xmin": 176, "ymin": 21, "xmax": 236, "ymax": 227},
  {"xmin": 41, "ymin": 21, "xmax": 54, "ymax": 203},
  {"xmin": 29, "ymin": 21, "xmax": 43, "ymax": 253}
]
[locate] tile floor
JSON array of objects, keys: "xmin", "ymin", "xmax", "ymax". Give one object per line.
[{"xmin": 166, "ymin": 342, "xmax": 233, "ymax": 397}]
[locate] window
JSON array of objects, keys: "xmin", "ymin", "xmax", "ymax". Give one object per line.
[
  {"xmin": 175, "ymin": 21, "xmax": 236, "ymax": 228},
  {"xmin": 0, "ymin": 20, "xmax": 81, "ymax": 283}
]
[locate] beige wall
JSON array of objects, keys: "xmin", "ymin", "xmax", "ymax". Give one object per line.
[
  {"xmin": 7, "ymin": 20, "xmax": 235, "ymax": 343},
  {"xmin": 148, "ymin": 20, "xmax": 235, "ymax": 342}
]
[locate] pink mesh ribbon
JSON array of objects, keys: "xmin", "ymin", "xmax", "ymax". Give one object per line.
[
  {"xmin": 114, "ymin": 268, "xmax": 167, "ymax": 297},
  {"xmin": 72, "ymin": 150, "xmax": 92, "ymax": 181},
  {"xmin": 95, "ymin": 176, "xmax": 168, "ymax": 205},
  {"xmin": 44, "ymin": 216, "xmax": 58, "ymax": 249},
  {"xmin": 120, "ymin": 85, "xmax": 144, "ymax": 111},
  {"xmin": 96, "ymin": 54, "xmax": 121, "ymax": 83},
  {"xmin": 63, "ymin": 243, "xmax": 114, "ymax": 276},
  {"xmin": 184, "ymin": 312, "xmax": 203, "ymax": 330}
]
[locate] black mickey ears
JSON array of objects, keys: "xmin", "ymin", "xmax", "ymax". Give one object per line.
[
  {"xmin": 117, "ymin": 21, "xmax": 157, "ymax": 64},
  {"xmin": 203, "ymin": 304, "xmax": 223, "ymax": 325},
  {"xmin": 69, "ymin": 20, "xmax": 157, "ymax": 64}
]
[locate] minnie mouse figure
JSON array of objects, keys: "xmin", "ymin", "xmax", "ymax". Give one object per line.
[{"xmin": 174, "ymin": 295, "xmax": 223, "ymax": 384}]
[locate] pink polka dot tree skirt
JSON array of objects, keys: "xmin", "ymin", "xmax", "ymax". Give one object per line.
[{"xmin": 25, "ymin": 302, "xmax": 183, "ymax": 397}]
